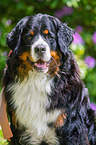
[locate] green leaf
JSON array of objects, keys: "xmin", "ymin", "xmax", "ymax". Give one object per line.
[
  {"xmin": 50, "ymin": 0, "xmax": 58, "ymax": 9},
  {"xmin": 0, "ymin": 130, "xmax": 8, "ymax": 144}
]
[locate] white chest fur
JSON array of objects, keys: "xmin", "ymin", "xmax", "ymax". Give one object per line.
[{"xmin": 9, "ymin": 72, "xmax": 60, "ymax": 145}]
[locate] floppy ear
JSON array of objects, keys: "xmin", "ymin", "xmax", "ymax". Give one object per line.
[
  {"xmin": 49, "ymin": 16, "xmax": 73, "ymax": 55},
  {"xmin": 6, "ymin": 16, "xmax": 29, "ymax": 53},
  {"xmin": 57, "ymin": 22, "xmax": 73, "ymax": 55}
]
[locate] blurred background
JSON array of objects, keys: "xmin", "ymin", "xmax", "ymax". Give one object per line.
[{"xmin": 0, "ymin": 0, "xmax": 96, "ymax": 143}]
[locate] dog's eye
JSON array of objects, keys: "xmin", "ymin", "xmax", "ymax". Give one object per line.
[
  {"xmin": 28, "ymin": 36, "xmax": 32, "ymax": 40},
  {"xmin": 24, "ymin": 35, "xmax": 32, "ymax": 41},
  {"xmin": 48, "ymin": 36, "xmax": 52, "ymax": 39},
  {"xmin": 48, "ymin": 35, "xmax": 53, "ymax": 40}
]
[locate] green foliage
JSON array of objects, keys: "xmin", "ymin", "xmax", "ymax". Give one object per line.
[
  {"xmin": 0, "ymin": 54, "xmax": 6, "ymax": 71},
  {"xmin": 70, "ymin": 43, "xmax": 88, "ymax": 79},
  {"xmin": 0, "ymin": 130, "xmax": 8, "ymax": 145},
  {"xmin": 0, "ymin": 52, "xmax": 6, "ymax": 91},
  {"xmin": 85, "ymin": 68, "xmax": 96, "ymax": 102}
]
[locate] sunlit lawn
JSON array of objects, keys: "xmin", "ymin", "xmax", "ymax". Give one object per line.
[{"xmin": 0, "ymin": 129, "xmax": 8, "ymax": 145}]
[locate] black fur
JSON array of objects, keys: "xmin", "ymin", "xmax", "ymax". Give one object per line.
[{"xmin": 3, "ymin": 13, "xmax": 96, "ymax": 145}]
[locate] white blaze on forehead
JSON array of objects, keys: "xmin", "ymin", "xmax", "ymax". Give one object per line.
[{"xmin": 31, "ymin": 36, "xmax": 51, "ymax": 62}]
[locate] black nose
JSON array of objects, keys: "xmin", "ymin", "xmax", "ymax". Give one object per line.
[{"xmin": 34, "ymin": 44, "xmax": 46, "ymax": 55}]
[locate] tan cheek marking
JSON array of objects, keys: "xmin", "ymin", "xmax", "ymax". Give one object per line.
[
  {"xmin": 48, "ymin": 51, "xmax": 61, "ymax": 77},
  {"xmin": 18, "ymin": 63, "xmax": 33, "ymax": 79},
  {"xmin": 51, "ymin": 51, "xmax": 60, "ymax": 60},
  {"xmin": 19, "ymin": 52, "xmax": 34, "ymax": 62},
  {"xmin": 12, "ymin": 111, "xmax": 17, "ymax": 128},
  {"xmin": 19, "ymin": 52, "xmax": 30, "ymax": 61},
  {"xmin": 18, "ymin": 52, "xmax": 34, "ymax": 78},
  {"xmin": 54, "ymin": 113, "xmax": 66, "ymax": 128}
]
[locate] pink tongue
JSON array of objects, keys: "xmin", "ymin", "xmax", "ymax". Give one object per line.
[{"xmin": 35, "ymin": 62, "xmax": 46, "ymax": 68}]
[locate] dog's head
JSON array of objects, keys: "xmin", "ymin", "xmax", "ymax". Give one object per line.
[{"xmin": 6, "ymin": 14, "xmax": 73, "ymax": 74}]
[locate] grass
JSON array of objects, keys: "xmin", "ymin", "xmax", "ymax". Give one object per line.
[{"xmin": 0, "ymin": 129, "xmax": 8, "ymax": 145}]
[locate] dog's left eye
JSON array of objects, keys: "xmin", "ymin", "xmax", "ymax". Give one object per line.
[{"xmin": 48, "ymin": 35, "xmax": 55, "ymax": 41}]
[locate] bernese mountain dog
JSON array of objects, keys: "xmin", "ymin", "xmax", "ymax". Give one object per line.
[{"xmin": 1, "ymin": 13, "xmax": 96, "ymax": 145}]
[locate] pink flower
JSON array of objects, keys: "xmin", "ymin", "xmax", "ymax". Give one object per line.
[
  {"xmin": 75, "ymin": 25, "xmax": 83, "ymax": 33},
  {"xmin": 90, "ymin": 103, "xmax": 96, "ymax": 114},
  {"xmin": 2, "ymin": 51, "xmax": 7, "ymax": 56},
  {"xmin": 55, "ymin": 6, "xmax": 73, "ymax": 19},
  {"xmin": 6, "ymin": 19, "xmax": 11, "ymax": 26},
  {"xmin": 73, "ymin": 32, "xmax": 85, "ymax": 45},
  {"xmin": 92, "ymin": 31, "xmax": 96, "ymax": 45},
  {"xmin": 85, "ymin": 56, "xmax": 95, "ymax": 68},
  {"xmin": 55, "ymin": 10, "xmax": 65, "ymax": 19},
  {"xmin": 62, "ymin": 6, "xmax": 74, "ymax": 15}
]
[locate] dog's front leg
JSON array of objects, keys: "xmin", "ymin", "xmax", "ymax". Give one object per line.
[{"xmin": 55, "ymin": 111, "xmax": 90, "ymax": 145}]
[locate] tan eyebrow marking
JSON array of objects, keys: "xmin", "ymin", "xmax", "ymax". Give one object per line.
[
  {"xmin": 44, "ymin": 29, "xmax": 49, "ymax": 34},
  {"xmin": 30, "ymin": 30, "xmax": 34, "ymax": 35}
]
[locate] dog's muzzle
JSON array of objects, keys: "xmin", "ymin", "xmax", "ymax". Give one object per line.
[{"xmin": 30, "ymin": 36, "xmax": 51, "ymax": 72}]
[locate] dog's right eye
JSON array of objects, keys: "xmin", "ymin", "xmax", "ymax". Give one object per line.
[
  {"xmin": 23, "ymin": 34, "xmax": 33, "ymax": 42},
  {"xmin": 24, "ymin": 35, "xmax": 33, "ymax": 41}
]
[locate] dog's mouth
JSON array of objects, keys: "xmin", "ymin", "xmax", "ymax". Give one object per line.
[
  {"xmin": 34, "ymin": 59, "xmax": 49, "ymax": 72},
  {"xmin": 27, "ymin": 57, "xmax": 50, "ymax": 72},
  {"xmin": 27, "ymin": 56, "xmax": 60, "ymax": 75}
]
